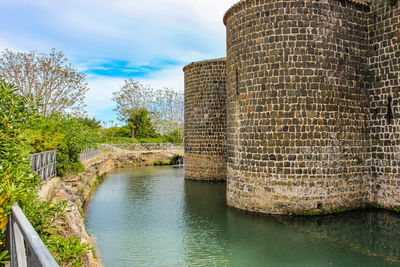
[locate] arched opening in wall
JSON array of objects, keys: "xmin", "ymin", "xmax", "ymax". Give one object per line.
[{"xmin": 387, "ymin": 95, "xmax": 393, "ymax": 125}]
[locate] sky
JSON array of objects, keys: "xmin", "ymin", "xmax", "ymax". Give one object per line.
[{"xmin": 0, "ymin": 0, "xmax": 238, "ymax": 123}]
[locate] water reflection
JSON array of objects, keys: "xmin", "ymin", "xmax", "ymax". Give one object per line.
[
  {"xmin": 278, "ymin": 211, "xmax": 400, "ymax": 264},
  {"xmin": 86, "ymin": 166, "xmax": 400, "ymax": 266},
  {"xmin": 182, "ymin": 180, "xmax": 228, "ymax": 266}
]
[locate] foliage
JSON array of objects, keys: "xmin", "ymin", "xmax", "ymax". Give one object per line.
[
  {"xmin": 0, "ymin": 49, "xmax": 89, "ymax": 116},
  {"xmin": 19, "ymin": 195, "xmax": 89, "ymax": 265},
  {"xmin": 102, "ymin": 126, "xmax": 131, "ymax": 138},
  {"xmin": 154, "ymin": 154, "xmax": 183, "ymax": 166},
  {"xmin": 112, "ymin": 79, "xmax": 183, "ymax": 136},
  {"xmin": 0, "ymin": 81, "xmax": 90, "ymax": 265},
  {"xmin": 389, "ymin": 0, "xmax": 398, "ymax": 6},
  {"xmin": 45, "ymin": 235, "xmax": 90, "ymax": 267},
  {"xmin": 98, "ymin": 124, "xmax": 183, "ymax": 144},
  {"xmin": 169, "ymin": 154, "xmax": 183, "ymax": 165},
  {"xmin": 0, "ymin": 250, "xmax": 9, "ymax": 265},
  {"xmin": 162, "ymin": 129, "xmax": 184, "ymax": 144},
  {"xmin": 0, "ymin": 80, "xmax": 40, "ymax": 257},
  {"xmin": 112, "ymin": 80, "xmax": 154, "ymax": 121},
  {"xmin": 77, "ymin": 117, "xmax": 102, "ymax": 130},
  {"xmin": 28, "ymin": 114, "xmax": 98, "ymax": 177},
  {"xmin": 153, "ymin": 159, "xmax": 170, "ymax": 166},
  {"xmin": 127, "ymin": 108, "xmax": 157, "ymax": 139},
  {"xmin": 153, "ymin": 88, "xmax": 184, "ymax": 136},
  {"xmin": 98, "ymin": 136, "xmax": 133, "ymax": 144},
  {"xmin": 20, "ymin": 196, "xmax": 68, "ymax": 238}
]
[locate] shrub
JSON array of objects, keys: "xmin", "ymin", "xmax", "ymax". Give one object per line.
[
  {"xmin": 0, "ymin": 80, "xmax": 90, "ymax": 265},
  {"xmin": 28, "ymin": 114, "xmax": 97, "ymax": 177},
  {"xmin": 45, "ymin": 235, "xmax": 90, "ymax": 267},
  {"xmin": 0, "ymin": 79, "xmax": 40, "ymax": 256}
]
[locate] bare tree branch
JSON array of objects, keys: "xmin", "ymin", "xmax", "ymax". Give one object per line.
[
  {"xmin": 112, "ymin": 80, "xmax": 183, "ymax": 135},
  {"xmin": 0, "ymin": 49, "xmax": 89, "ymax": 116}
]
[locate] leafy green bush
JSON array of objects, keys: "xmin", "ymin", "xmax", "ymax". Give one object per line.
[
  {"xmin": 162, "ymin": 129, "xmax": 183, "ymax": 143},
  {"xmin": 77, "ymin": 117, "xmax": 102, "ymax": 130},
  {"xmin": 0, "ymin": 250, "xmax": 9, "ymax": 265},
  {"xmin": 100, "ymin": 126, "xmax": 131, "ymax": 138},
  {"xmin": 0, "ymin": 80, "xmax": 40, "ymax": 257},
  {"xmin": 27, "ymin": 114, "xmax": 98, "ymax": 177},
  {"xmin": 45, "ymin": 235, "xmax": 90, "ymax": 267},
  {"xmin": 0, "ymin": 80, "xmax": 90, "ymax": 265}
]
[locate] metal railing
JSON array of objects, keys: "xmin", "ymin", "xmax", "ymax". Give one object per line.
[
  {"xmin": 7, "ymin": 203, "xmax": 58, "ymax": 267},
  {"xmin": 80, "ymin": 148, "xmax": 100, "ymax": 162},
  {"xmin": 30, "ymin": 151, "xmax": 57, "ymax": 181}
]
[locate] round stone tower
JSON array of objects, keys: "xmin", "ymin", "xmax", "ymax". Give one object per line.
[
  {"xmin": 224, "ymin": 0, "xmax": 371, "ymax": 214},
  {"xmin": 183, "ymin": 58, "xmax": 227, "ymax": 181}
]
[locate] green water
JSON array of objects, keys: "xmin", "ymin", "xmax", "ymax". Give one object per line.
[{"xmin": 86, "ymin": 166, "xmax": 400, "ymax": 266}]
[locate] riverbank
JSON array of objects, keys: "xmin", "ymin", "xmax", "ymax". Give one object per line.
[{"xmin": 38, "ymin": 147, "xmax": 183, "ymax": 266}]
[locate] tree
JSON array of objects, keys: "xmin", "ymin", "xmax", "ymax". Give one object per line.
[
  {"xmin": 112, "ymin": 79, "xmax": 155, "ymax": 121},
  {"xmin": 127, "ymin": 108, "xmax": 157, "ymax": 139},
  {"xmin": 112, "ymin": 79, "xmax": 183, "ymax": 136},
  {"xmin": 0, "ymin": 49, "xmax": 89, "ymax": 116},
  {"xmin": 78, "ymin": 117, "xmax": 102, "ymax": 130},
  {"xmin": 153, "ymin": 88, "xmax": 184, "ymax": 136}
]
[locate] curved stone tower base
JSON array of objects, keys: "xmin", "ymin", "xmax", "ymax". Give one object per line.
[
  {"xmin": 184, "ymin": 59, "xmax": 227, "ymax": 181},
  {"xmin": 224, "ymin": 0, "xmax": 371, "ymax": 214},
  {"xmin": 184, "ymin": 154, "xmax": 226, "ymax": 181}
]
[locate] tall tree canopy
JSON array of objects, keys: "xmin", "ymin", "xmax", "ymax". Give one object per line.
[
  {"xmin": 127, "ymin": 108, "xmax": 157, "ymax": 139},
  {"xmin": 112, "ymin": 79, "xmax": 183, "ymax": 135},
  {"xmin": 0, "ymin": 49, "xmax": 89, "ymax": 116}
]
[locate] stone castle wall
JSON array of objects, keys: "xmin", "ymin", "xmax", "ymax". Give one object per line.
[
  {"xmin": 183, "ymin": 0, "xmax": 400, "ymax": 214},
  {"xmin": 224, "ymin": 0, "xmax": 372, "ymax": 214},
  {"xmin": 369, "ymin": 0, "xmax": 400, "ymax": 206},
  {"xmin": 184, "ymin": 59, "xmax": 227, "ymax": 181}
]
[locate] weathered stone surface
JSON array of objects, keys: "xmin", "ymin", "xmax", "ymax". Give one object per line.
[
  {"xmin": 224, "ymin": 0, "xmax": 372, "ymax": 214},
  {"xmin": 183, "ymin": 0, "xmax": 400, "ymax": 215},
  {"xmin": 368, "ymin": 0, "xmax": 400, "ymax": 207},
  {"xmin": 184, "ymin": 59, "xmax": 227, "ymax": 181}
]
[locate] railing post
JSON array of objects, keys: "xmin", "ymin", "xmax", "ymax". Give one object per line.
[
  {"xmin": 7, "ymin": 209, "xmax": 28, "ymax": 267},
  {"xmin": 8, "ymin": 203, "xmax": 59, "ymax": 267}
]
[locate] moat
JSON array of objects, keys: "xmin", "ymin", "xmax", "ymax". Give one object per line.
[{"xmin": 86, "ymin": 166, "xmax": 400, "ymax": 266}]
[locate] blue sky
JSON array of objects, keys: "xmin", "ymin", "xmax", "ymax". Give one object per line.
[{"xmin": 0, "ymin": 0, "xmax": 238, "ymax": 123}]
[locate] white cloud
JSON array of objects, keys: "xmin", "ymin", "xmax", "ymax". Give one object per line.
[
  {"xmin": 85, "ymin": 76, "xmax": 123, "ymax": 119},
  {"xmin": 137, "ymin": 65, "xmax": 185, "ymax": 92},
  {"xmin": 1, "ymin": 0, "xmax": 241, "ymax": 121},
  {"xmin": 84, "ymin": 64, "xmax": 185, "ymax": 121},
  {"xmin": 0, "ymin": 0, "xmax": 238, "ymax": 62}
]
